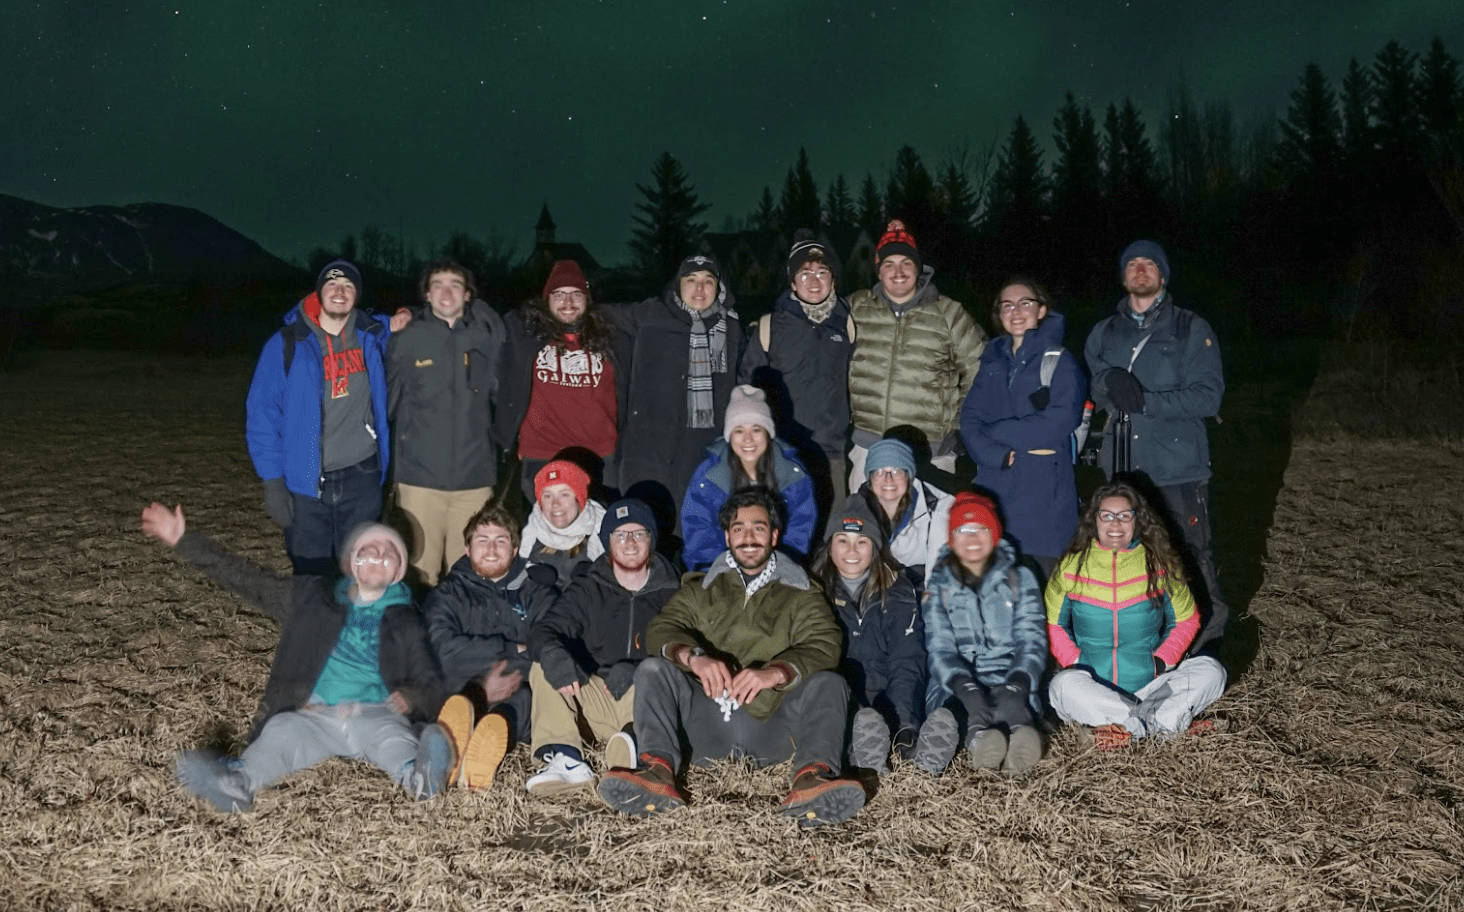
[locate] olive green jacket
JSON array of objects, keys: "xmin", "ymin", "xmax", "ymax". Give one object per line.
[
  {"xmin": 647, "ymin": 554, "xmax": 842, "ymax": 719},
  {"xmin": 848, "ymin": 269, "xmax": 987, "ymax": 449}
]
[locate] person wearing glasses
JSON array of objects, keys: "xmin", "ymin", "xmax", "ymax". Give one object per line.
[
  {"xmin": 523, "ymin": 499, "xmax": 679, "ymax": 795},
  {"xmin": 739, "ymin": 230, "xmax": 857, "ymax": 525},
  {"xmin": 495, "ymin": 259, "xmax": 621, "ymax": 504},
  {"xmin": 1045, "ymin": 483, "xmax": 1225, "ymax": 750},
  {"xmin": 959, "ymin": 278, "xmax": 1087, "ymax": 577}
]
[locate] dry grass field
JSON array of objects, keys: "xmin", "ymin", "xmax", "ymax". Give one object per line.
[{"xmin": 1, "ymin": 351, "xmax": 1461, "ymax": 911}]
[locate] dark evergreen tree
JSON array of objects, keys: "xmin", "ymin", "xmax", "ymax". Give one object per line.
[
  {"xmin": 779, "ymin": 147, "xmax": 821, "ymax": 231},
  {"xmin": 885, "ymin": 145, "xmax": 934, "ymax": 224},
  {"xmin": 1103, "ymin": 99, "xmax": 1165, "ymax": 246},
  {"xmin": 1340, "ymin": 57, "xmax": 1376, "ymax": 184},
  {"xmin": 1371, "ymin": 40, "xmax": 1422, "ymax": 172},
  {"xmin": 751, "ymin": 186, "xmax": 780, "ymax": 232},
  {"xmin": 987, "ymin": 115, "xmax": 1049, "ymax": 272},
  {"xmin": 1275, "ymin": 63, "xmax": 1342, "ymax": 198},
  {"xmin": 935, "ymin": 159, "xmax": 978, "ymax": 229},
  {"xmin": 628, "ymin": 151, "xmax": 710, "ymax": 283},
  {"xmin": 857, "ymin": 173, "xmax": 884, "ymax": 233},
  {"xmin": 1419, "ymin": 36, "xmax": 1461, "ymax": 164},
  {"xmin": 1052, "ymin": 92, "xmax": 1105, "ymax": 294},
  {"xmin": 825, "ymin": 175, "xmax": 855, "ymax": 231}
]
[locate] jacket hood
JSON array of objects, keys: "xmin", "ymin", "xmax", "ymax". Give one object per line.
[
  {"xmin": 702, "ymin": 550, "xmax": 812, "ymax": 591},
  {"xmin": 993, "ymin": 309, "xmax": 1068, "ymax": 360},
  {"xmin": 586, "ymin": 550, "xmax": 681, "ymax": 594},
  {"xmin": 700, "ymin": 437, "xmax": 802, "ymax": 493},
  {"xmin": 445, "ymin": 553, "xmax": 534, "ymax": 593},
  {"xmin": 1116, "ymin": 289, "xmax": 1171, "ymax": 329}
]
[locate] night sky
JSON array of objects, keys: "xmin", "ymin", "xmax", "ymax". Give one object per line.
[{"xmin": 4, "ymin": 1, "xmax": 1460, "ymax": 269}]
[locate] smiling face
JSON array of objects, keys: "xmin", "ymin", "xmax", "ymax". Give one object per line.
[
  {"xmin": 997, "ymin": 283, "xmax": 1047, "ymax": 340},
  {"xmin": 548, "ymin": 286, "xmax": 587, "ymax": 325},
  {"xmin": 608, "ymin": 523, "xmax": 652, "ymax": 573},
  {"xmin": 426, "ymin": 270, "xmax": 469, "ymax": 323},
  {"xmin": 878, "ymin": 255, "xmax": 919, "ymax": 304},
  {"xmin": 724, "ymin": 504, "xmax": 779, "ymax": 574},
  {"xmin": 352, "ymin": 539, "xmax": 403, "ymax": 591},
  {"xmin": 319, "ymin": 277, "xmax": 358, "ymax": 321},
  {"xmin": 728, "ymin": 424, "xmax": 770, "ymax": 471},
  {"xmin": 792, "ymin": 263, "xmax": 833, "ymax": 305},
  {"xmin": 539, "ymin": 483, "xmax": 582, "ymax": 530},
  {"xmin": 1095, "ymin": 495, "xmax": 1137, "ymax": 550},
  {"xmin": 466, "ymin": 522, "xmax": 517, "ymax": 581},
  {"xmin": 868, "ymin": 467, "xmax": 909, "ymax": 518},
  {"xmin": 950, "ymin": 523, "xmax": 995, "ymax": 575},
  {"xmin": 679, "ymin": 270, "xmax": 719, "ymax": 311},
  {"xmin": 829, "ymin": 531, "xmax": 874, "ymax": 580}
]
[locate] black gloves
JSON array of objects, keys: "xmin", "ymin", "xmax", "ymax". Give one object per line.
[
  {"xmin": 262, "ymin": 478, "xmax": 293, "ymax": 528},
  {"xmin": 1028, "ymin": 387, "xmax": 1051, "ymax": 411},
  {"xmin": 1104, "ymin": 369, "xmax": 1146, "ymax": 413},
  {"xmin": 600, "ymin": 661, "xmax": 639, "ymax": 700}
]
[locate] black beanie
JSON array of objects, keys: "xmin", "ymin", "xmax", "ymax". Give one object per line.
[
  {"xmin": 599, "ymin": 498, "xmax": 658, "ymax": 552},
  {"xmin": 786, "ymin": 230, "xmax": 842, "ymax": 285},
  {"xmin": 316, "ymin": 259, "xmax": 363, "ymax": 297}
]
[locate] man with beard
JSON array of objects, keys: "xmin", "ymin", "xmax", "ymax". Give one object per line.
[
  {"xmin": 523, "ymin": 499, "xmax": 680, "ymax": 795},
  {"xmin": 422, "ymin": 501, "xmax": 558, "ymax": 791},
  {"xmin": 1084, "ymin": 240, "xmax": 1229, "ymax": 658},
  {"xmin": 597, "ymin": 488, "xmax": 865, "ymax": 827}
]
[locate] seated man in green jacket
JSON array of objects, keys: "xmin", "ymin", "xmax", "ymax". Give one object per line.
[{"xmin": 597, "ymin": 488, "xmax": 865, "ymax": 827}]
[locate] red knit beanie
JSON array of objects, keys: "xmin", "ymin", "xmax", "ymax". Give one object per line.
[
  {"xmin": 949, "ymin": 492, "xmax": 1002, "ymax": 541},
  {"xmin": 535, "ymin": 460, "xmax": 590, "ymax": 508},
  {"xmin": 542, "ymin": 259, "xmax": 589, "ymax": 300},
  {"xmin": 875, "ymin": 219, "xmax": 921, "ymax": 272}
]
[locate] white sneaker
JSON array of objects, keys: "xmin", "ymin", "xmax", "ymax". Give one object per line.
[
  {"xmin": 604, "ymin": 731, "xmax": 636, "ymax": 771},
  {"xmin": 526, "ymin": 751, "xmax": 594, "ymax": 796}
]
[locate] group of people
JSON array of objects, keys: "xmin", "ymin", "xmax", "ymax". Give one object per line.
[{"xmin": 144, "ymin": 222, "xmax": 1232, "ymax": 828}]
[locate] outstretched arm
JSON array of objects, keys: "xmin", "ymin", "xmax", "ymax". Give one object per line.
[{"xmin": 140, "ymin": 502, "xmax": 293, "ymax": 623}]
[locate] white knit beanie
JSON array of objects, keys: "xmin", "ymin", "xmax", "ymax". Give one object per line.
[{"xmin": 723, "ymin": 384, "xmax": 776, "ymax": 441}]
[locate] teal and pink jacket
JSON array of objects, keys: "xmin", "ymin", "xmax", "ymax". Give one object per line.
[{"xmin": 1044, "ymin": 541, "xmax": 1199, "ymax": 694}]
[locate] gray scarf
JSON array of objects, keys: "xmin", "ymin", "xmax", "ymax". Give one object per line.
[{"xmin": 677, "ymin": 290, "xmax": 728, "ymax": 429}]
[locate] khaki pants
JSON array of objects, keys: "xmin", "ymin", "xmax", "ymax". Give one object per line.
[
  {"xmin": 528, "ymin": 662, "xmax": 634, "ymax": 757},
  {"xmin": 395, "ymin": 483, "xmax": 494, "ymax": 587}
]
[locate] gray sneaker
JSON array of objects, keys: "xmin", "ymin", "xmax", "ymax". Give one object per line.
[
  {"xmin": 176, "ymin": 750, "xmax": 254, "ymax": 813},
  {"xmin": 1002, "ymin": 725, "xmax": 1043, "ymax": 775},
  {"xmin": 914, "ymin": 708, "xmax": 960, "ymax": 776},
  {"xmin": 850, "ymin": 707, "xmax": 891, "ymax": 775},
  {"xmin": 966, "ymin": 727, "xmax": 1008, "ymax": 771}
]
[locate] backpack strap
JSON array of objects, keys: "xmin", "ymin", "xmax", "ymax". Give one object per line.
[
  {"xmin": 281, "ymin": 332, "xmax": 296, "ymax": 375},
  {"xmin": 1039, "ymin": 348, "xmax": 1062, "ymax": 389},
  {"xmin": 758, "ymin": 313, "xmax": 772, "ymax": 352}
]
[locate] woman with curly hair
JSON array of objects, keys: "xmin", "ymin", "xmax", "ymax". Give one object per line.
[
  {"xmin": 494, "ymin": 259, "xmax": 621, "ymax": 502},
  {"xmin": 1045, "ymin": 482, "xmax": 1226, "ymax": 749}
]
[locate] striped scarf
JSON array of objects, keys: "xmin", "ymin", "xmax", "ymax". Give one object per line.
[
  {"xmin": 677, "ymin": 291, "xmax": 728, "ymax": 429},
  {"xmin": 727, "ymin": 550, "xmax": 778, "ymax": 599}
]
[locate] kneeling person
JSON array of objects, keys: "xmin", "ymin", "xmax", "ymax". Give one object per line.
[
  {"xmin": 141, "ymin": 504, "xmax": 452, "ymax": 811},
  {"xmin": 598, "ymin": 488, "xmax": 866, "ymax": 827},
  {"xmin": 526, "ymin": 499, "xmax": 680, "ymax": 795}
]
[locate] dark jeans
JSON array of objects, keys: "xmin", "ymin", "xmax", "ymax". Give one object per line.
[
  {"xmin": 949, "ymin": 680, "xmax": 1036, "ymax": 735},
  {"xmin": 632, "ymin": 657, "xmax": 850, "ymax": 775},
  {"xmin": 286, "ymin": 454, "xmax": 383, "ymax": 576},
  {"xmin": 1156, "ymin": 481, "xmax": 1230, "ymax": 656}
]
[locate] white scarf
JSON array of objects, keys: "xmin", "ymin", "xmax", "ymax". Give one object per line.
[{"xmin": 519, "ymin": 499, "xmax": 607, "ymax": 560}]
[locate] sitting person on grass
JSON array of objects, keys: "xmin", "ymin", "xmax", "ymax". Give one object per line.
[
  {"xmin": 141, "ymin": 503, "xmax": 453, "ymax": 811},
  {"xmin": 424, "ymin": 501, "xmax": 558, "ymax": 791},
  {"xmin": 811, "ymin": 492, "xmax": 926, "ymax": 775},
  {"xmin": 598, "ymin": 488, "xmax": 865, "ymax": 827},
  {"xmin": 918, "ymin": 493, "xmax": 1047, "ymax": 777},
  {"xmin": 520, "ymin": 459, "xmax": 607, "ymax": 586},
  {"xmin": 858, "ymin": 438, "xmax": 954, "ymax": 585},
  {"xmin": 1045, "ymin": 482, "xmax": 1226, "ymax": 749},
  {"xmin": 524, "ymin": 499, "xmax": 680, "ymax": 796}
]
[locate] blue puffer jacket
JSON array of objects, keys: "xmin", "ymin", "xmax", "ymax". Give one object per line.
[
  {"xmin": 829, "ymin": 573, "xmax": 926, "ymax": 732},
  {"xmin": 922, "ymin": 539, "xmax": 1047, "ymax": 717},
  {"xmin": 959, "ymin": 312, "xmax": 1086, "ymax": 559},
  {"xmin": 246, "ymin": 299, "xmax": 392, "ymax": 497},
  {"xmin": 680, "ymin": 438, "xmax": 817, "ymax": 571}
]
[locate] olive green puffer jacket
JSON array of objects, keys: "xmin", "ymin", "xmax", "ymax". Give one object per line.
[{"xmin": 848, "ymin": 269, "xmax": 986, "ymax": 448}]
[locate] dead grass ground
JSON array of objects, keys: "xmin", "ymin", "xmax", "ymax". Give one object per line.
[{"xmin": 0, "ymin": 351, "xmax": 1460, "ymax": 911}]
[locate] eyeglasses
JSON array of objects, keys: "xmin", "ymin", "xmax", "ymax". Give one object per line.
[
  {"xmin": 353, "ymin": 556, "xmax": 394, "ymax": 566},
  {"xmin": 998, "ymin": 299, "xmax": 1041, "ymax": 314},
  {"xmin": 952, "ymin": 524, "xmax": 990, "ymax": 536},
  {"xmin": 1098, "ymin": 510, "xmax": 1136, "ymax": 523},
  {"xmin": 612, "ymin": 530, "xmax": 651, "ymax": 543},
  {"xmin": 549, "ymin": 290, "xmax": 587, "ymax": 304},
  {"xmin": 869, "ymin": 468, "xmax": 907, "ymax": 481},
  {"xmin": 795, "ymin": 268, "xmax": 832, "ymax": 283}
]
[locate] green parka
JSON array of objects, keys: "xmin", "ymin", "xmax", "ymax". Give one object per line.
[
  {"xmin": 847, "ymin": 268, "xmax": 986, "ymax": 450},
  {"xmin": 646, "ymin": 554, "xmax": 842, "ymax": 720}
]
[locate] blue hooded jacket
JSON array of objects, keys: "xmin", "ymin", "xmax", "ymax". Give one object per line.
[{"xmin": 680, "ymin": 437, "xmax": 817, "ymax": 571}]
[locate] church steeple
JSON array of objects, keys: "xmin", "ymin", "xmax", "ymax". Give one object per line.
[{"xmin": 536, "ymin": 203, "xmax": 556, "ymax": 245}]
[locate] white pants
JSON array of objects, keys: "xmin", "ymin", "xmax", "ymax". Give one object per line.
[
  {"xmin": 240, "ymin": 703, "xmax": 421, "ymax": 794},
  {"xmin": 1048, "ymin": 657, "xmax": 1226, "ymax": 738},
  {"xmin": 848, "ymin": 444, "xmax": 956, "ymax": 491}
]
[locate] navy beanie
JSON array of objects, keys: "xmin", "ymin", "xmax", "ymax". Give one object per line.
[
  {"xmin": 676, "ymin": 253, "xmax": 721, "ymax": 282},
  {"xmin": 1119, "ymin": 240, "xmax": 1169, "ymax": 284},
  {"xmin": 316, "ymin": 259, "xmax": 363, "ymax": 297},
  {"xmin": 599, "ymin": 498, "xmax": 658, "ymax": 552}
]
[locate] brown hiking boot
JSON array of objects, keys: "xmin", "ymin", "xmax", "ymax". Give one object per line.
[
  {"xmin": 1093, "ymin": 724, "xmax": 1132, "ymax": 751},
  {"xmin": 598, "ymin": 754, "xmax": 686, "ymax": 817},
  {"xmin": 778, "ymin": 764, "xmax": 866, "ymax": 827},
  {"xmin": 436, "ymin": 694, "xmax": 475, "ymax": 787},
  {"xmin": 460, "ymin": 713, "xmax": 509, "ymax": 792}
]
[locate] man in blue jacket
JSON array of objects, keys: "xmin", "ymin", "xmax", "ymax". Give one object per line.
[
  {"xmin": 246, "ymin": 260, "xmax": 397, "ymax": 575},
  {"xmin": 1085, "ymin": 240, "xmax": 1229, "ymax": 657}
]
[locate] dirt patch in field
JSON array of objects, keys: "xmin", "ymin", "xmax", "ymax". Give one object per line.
[{"xmin": 0, "ymin": 351, "xmax": 1460, "ymax": 911}]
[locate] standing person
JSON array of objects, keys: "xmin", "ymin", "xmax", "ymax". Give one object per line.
[
  {"xmin": 387, "ymin": 258, "xmax": 505, "ymax": 587},
  {"xmin": 960, "ymin": 278, "xmax": 1087, "ymax": 576},
  {"xmin": 1045, "ymin": 482, "xmax": 1225, "ymax": 749},
  {"xmin": 140, "ymin": 503, "xmax": 454, "ymax": 811},
  {"xmin": 524, "ymin": 499, "xmax": 680, "ymax": 795},
  {"xmin": 680, "ymin": 385, "xmax": 817, "ymax": 571},
  {"xmin": 858, "ymin": 438, "xmax": 954, "ymax": 584},
  {"xmin": 846, "ymin": 220, "xmax": 986, "ymax": 486},
  {"xmin": 423, "ymin": 501, "xmax": 558, "ymax": 790},
  {"xmin": 246, "ymin": 260, "xmax": 403, "ymax": 576},
  {"xmin": 739, "ymin": 231, "xmax": 856, "ymax": 521},
  {"xmin": 495, "ymin": 259, "xmax": 620, "ymax": 503},
  {"xmin": 610, "ymin": 253, "xmax": 745, "ymax": 523},
  {"xmin": 917, "ymin": 493, "xmax": 1046, "ymax": 777},
  {"xmin": 519, "ymin": 460, "xmax": 607, "ymax": 586},
  {"xmin": 1085, "ymin": 241, "xmax": 1229, "ymax": 656},
  {"xmin": 598, "ymin": 488, "xmax": 865, "ymax": 827},
  {"xmin": 811, "ymin": 493, "xmax": 925, "ymax": 775}
]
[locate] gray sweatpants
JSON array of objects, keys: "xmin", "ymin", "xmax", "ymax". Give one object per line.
[
  {"xmin": 633, "ymin": 657, "xmax": 850, "ymax": 775},
  {"xmin": 1048, "ymin": 657, "xmax": 1226, "ymax": 738},
  {"xmin": 240, "ymin": 703, "xmax": 420, "ymax": 794}
]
